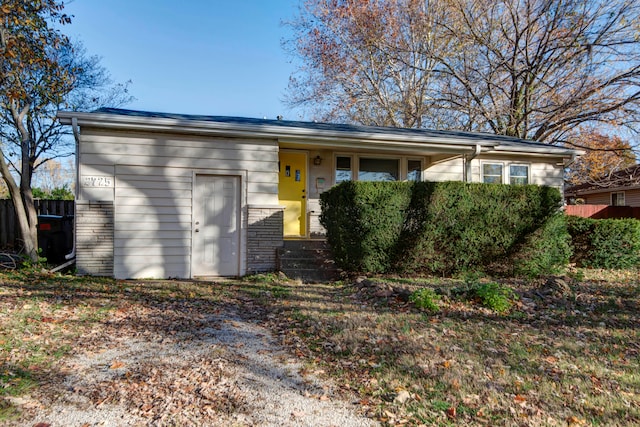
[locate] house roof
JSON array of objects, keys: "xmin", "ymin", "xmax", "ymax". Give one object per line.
[
  {"xmin": 565, "ymin": 164, "xmax": 640, "ymax": 196},
  {"xmin": 58, "ymin": 108, "xmax": 579, "ymax": 158}
]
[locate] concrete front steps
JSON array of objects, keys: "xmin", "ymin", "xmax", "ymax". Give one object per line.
[{"xmin": 277, "ymin": 240, "xmax": 340, "ymax": 283}]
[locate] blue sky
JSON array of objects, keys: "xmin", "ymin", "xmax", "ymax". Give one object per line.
[{"xmin": 64, "ymin": 0, "xmax": 302, "ymax": 119}]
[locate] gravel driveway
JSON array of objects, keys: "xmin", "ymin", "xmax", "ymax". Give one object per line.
[{"xmin": 8, "ymin": 301, "xmax": 378, "ymax": 427}]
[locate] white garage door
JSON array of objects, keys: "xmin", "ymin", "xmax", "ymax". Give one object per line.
[{"xmin": 192, "ymin": 175, "xmax": 240, "ymax": 276}]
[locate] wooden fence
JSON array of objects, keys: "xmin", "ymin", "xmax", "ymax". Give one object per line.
[
  {"xmin": 565, "ymin": 204, "xmax": 640, "ymax": 219},
  {"xmin": 0, "ymin": 199, "xmax": 74, "ymax": 249}
]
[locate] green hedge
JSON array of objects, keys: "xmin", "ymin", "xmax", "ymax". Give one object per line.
[
  {"xmin": 318, "ymin": 181, "xmax": 411, "ymax": 273},
  {"xmin": 320, "ymin": 181, "xmax": 564, "ymax": 276},
  {"xmin": 506, "ymin": 213, "xmax": 572, "ymax": 278},
  {"xmin": 567, "ymin": 216, "xmax": 640, "ymax": 269}
]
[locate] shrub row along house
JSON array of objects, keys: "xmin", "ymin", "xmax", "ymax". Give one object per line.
[{"xmin": 57, "ymin": 108, "xmax": 578, "ymax": 279}]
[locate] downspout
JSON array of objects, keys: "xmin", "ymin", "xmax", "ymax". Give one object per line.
[
  {"xmin": 464, "ymin": 145, "xmax": 482, "ymax": 182},
  {"xmin": 65, "ymin": 117, "xmax": 80, "ymax": 261},
  {"xmin": 560, "ymin": 153, "xmax": 580, "ymax": 206}
]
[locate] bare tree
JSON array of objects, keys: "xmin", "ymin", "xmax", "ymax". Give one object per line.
[
  {"xmin": 285, "ymin": 0, "xmax": 451, "ymax": 127},
  {"xmin": 287, "ymin": 0, "xmax": 640, "ymax": 148},
  {"xmin": 32, "ymin": 158, "xmax": 74, "ymax": 195},
  {"xmin": 436, "ymin": 0, "xmax": 640, "ymax": 145}
]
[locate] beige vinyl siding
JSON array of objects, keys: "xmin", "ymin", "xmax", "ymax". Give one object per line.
[
  {"xmin": 530, "ymin": 162, "xmax": 564, "ymax": 188},
  {"xmin": 423, "ymin": 156, "xmax": 564, "ymax": 188},
  {"xmin": 114, "ymin": 259, "xmax": 191, "ymax": 280},
  {"xmin": 77, "ymin": 162, "xmax": 114, "ymax": 202},
  {"xmin": 78, "ymin": 129, "xmax": 278, "ymax": 204},
  {"xmin": 626, "ymin": 189, "xmax": 640, "ymax": 206},
  {"xmin": 80, "ymin": 153, "xmax": 275, "ymax": 173},
  {"xmin": 114, "ymin": 167, "xmax": 192, "ymax": 278},
  {"xmin": 77, "ymin": 129, "xmax": 280, "ymax": 166},
  {"xmin": 77, "ymin": 128, "xmax": 279, "ymax": 279},
  {"xmin": 115, "ymin": 205, "xmax": 193, "ymax": 215},
  {"xmin": 469, "ymin": 155, "xmax": 564, "ymax": 188},
  {"xmin": 584, "ymin": 193, "xmax": 611, "ymax": 205},
  {"xmin": 423, "ymin": 158, "xmax": 464, "ymax": 182}
]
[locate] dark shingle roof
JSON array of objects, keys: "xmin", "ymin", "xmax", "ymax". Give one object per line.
[{"xmin": 92, "ymin": 108, "xmax": 570, "ymax": 153}]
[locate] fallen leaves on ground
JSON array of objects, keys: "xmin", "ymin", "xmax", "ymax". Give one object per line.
[
  {"xmin": 244, "ymin": 273, "xmax": 640, "ymax": 426},
  {"xmin": 0, "ymin": 274, "xmax": 249, "ymax": 425},
  {"xmin": 89, "ymin": 356, "xmax": 244, "ymax": 423},
  {"xmin": 2, "ymin": 269, "xmax": 639, "ymax": 426}
]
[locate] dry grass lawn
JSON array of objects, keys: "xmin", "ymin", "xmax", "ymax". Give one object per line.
[
  {"xmin": 0, "ymin": 268, "xmax": 638, "ymax": 426},
  {"xmin": 240, "ymin": 270, "xmax": 639, "ymax": 426}
]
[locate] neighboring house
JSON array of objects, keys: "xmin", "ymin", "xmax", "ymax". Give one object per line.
[
  {"xmin": 57, "ymin": 108, "xmax": 578, "ymax": 279},
  {"xmin": 565, "ymin": 164, "xmax": 640, "ymax": 207}
]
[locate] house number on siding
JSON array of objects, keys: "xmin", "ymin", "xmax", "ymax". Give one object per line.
[{"xmin": 82, "ymin": 176, "xmax": 113, "ymax": 187}]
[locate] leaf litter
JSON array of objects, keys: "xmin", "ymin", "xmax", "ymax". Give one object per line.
[
  {"xmin": 3, "ymin": 269, "xmax": 639, "ymax": 426},
  {"xmin": 1, "ymin": 273, "xmax": 376, "ymax": 426},
  {"xmin": 241, "ymin": 273, "xmax": 640, "ymax": 426}
]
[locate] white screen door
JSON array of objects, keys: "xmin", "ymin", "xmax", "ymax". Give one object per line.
[{"xmin": 192, "ymin": 175, "xmax": 239, "ymax": 276}]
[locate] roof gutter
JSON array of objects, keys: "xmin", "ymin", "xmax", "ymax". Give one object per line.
[{"xmin": 57, "ymin": 110, "xmax": 581, "ymax": 158}]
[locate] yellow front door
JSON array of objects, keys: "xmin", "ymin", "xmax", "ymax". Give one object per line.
[{"xmin": 278, "ymin": 151, "xmax": 307, "ymax": 237}]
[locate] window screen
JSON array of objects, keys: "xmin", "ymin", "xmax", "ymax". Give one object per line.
[
  {"xmin": 407, "ymin": 160, "xmax": 422, "ymax": 181},
  {"xmin": 358, "ymin": 158, "xmax": 399, "ymax": 181},
  {"xmin": 509, "ymin": 164, "xmax": 529, "ymax": 185},
  {"xmin": 336, "ymin": 156, "xmax": 352, "ymax": 183}
]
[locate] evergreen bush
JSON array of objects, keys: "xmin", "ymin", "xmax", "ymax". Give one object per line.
[
  {"xmin": 320, "ymin": 181, "xmax": 564, "ymax": 276},
  {"xmin": 471, "ymin": 282, "xmax": 516, "ymax": 313},
  {"xmin": 567, "ymin": 216, "xmax": 640, "ymax": 269},
  {"xmin": 506, "ymin": 213, "xmax": 572, "ymax": 278}
]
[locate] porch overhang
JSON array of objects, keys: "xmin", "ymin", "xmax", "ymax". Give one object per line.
[{"xmin": 277, "ymin": 136, "xmax": 485, "ymax": 156}]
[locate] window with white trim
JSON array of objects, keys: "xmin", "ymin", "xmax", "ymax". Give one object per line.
[
  {"xmin": 334, "ymin": 155, "xmax": 423, "ymax": 183},
  {"xmin": 482, "ymin": 163, "xmax": 503, "ymax": 184},
  {"xmin": 482, "ymin": 162, "xmax": 530, "ymax": 185},
  {"xmin": 611, "ymin": 192, "xmax": 625, "ymax": 206},
  {"xmin": 509, "ymin": 164, "xmax": 529, "ymax": 185}
]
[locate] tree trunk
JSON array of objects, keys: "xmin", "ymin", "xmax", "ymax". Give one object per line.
[
  {"xmin": 19, "ymin": 180, "xmax": 39, "ymax": 263},
  {"xmin": 5, "ymin": 102, "xmax": 40, "ymax": 262},
  {"xmin": 0, "ymin": 150, "xmax": 38, "ymax": 261}
]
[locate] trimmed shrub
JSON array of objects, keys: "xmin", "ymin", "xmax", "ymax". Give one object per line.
[
  {"xmin": 399, "ymin": 182, "xmax": 562, "ymax": 275},
  {"xmin": 319, "ymin": 181, "xmax": 412, "ymax": 272},
  {"xmin": 320, "ymin": 181, "xmax": 564, "ymax": 276},
  {"xmin": 504, "ymin": 213, "xmax": 572, "ymax": 278},
  {"xmin": 567, "ymin": 216, "xmax": 640, "ymax": 269}
]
